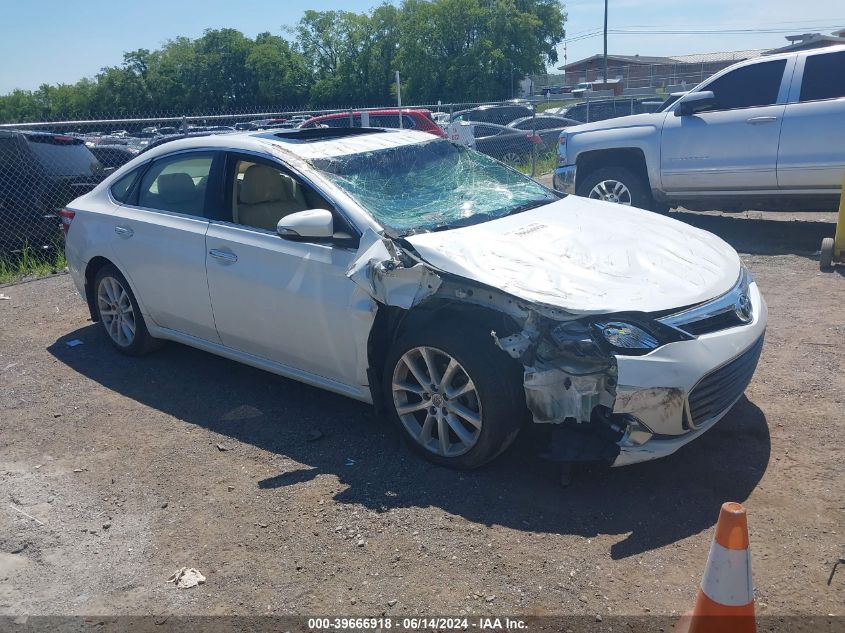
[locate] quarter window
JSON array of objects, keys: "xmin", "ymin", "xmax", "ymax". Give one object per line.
[
  {"xmin": 800, "ymin": 51, "xmax": 845, "ymax": 102},
  {"xmin": 702, "ymin": 60, "xmax": 787, "ymax": 110},
  {"xmin": 137, "ymin": 153, "xmax": 214, "ymax": 216},
  {"xmin": 110, "ymin": 168, "xmax": 140, "ymax": 203}
]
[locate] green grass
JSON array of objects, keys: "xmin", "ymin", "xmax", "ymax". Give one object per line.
[
  {"xmin": 515, "ymin": 150, "xmax": 558, "ymax": 177},
  {"xmin": 0, "ymin": 244, "xmax": 67, "ymax": 285}
]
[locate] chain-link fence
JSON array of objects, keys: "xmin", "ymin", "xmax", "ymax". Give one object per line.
[
  {"xmin": 0, "ymin": 100, "xmax": 565, "ymax": 269},
  {"xmin": 2, "ymin": 94, "xmax": 657, "ymax": 270}
]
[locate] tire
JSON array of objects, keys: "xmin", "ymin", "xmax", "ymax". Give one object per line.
[
  {"xmin": 820, "ymin": 237, "xmax": 835, "ymax": 271},
  {"xmin": 383, "ymin": 325, "xmax": 526, "ymax": 470},
  {"xmin": 576, "ymin": 165, "xmax": 652, "ymax": 210},
  {"xmin": 93, "ymin": 264, "xmax": 161, "ymax": 356}
]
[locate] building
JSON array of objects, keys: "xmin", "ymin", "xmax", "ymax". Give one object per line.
[{"xmin": 558, "ymin": 28, "xmax": 844, "ymax": 90}]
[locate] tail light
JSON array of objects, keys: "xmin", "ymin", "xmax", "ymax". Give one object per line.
[
  {"xmin": 59, "ymin": 208, "xmax": 75, "ymax": 234},
  {"xmin": 527, "ymin": 133, "xmax": 543, "ymax": 144}
]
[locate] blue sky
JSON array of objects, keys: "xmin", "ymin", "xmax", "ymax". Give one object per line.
[{"xmin": 0, "ymin": 0, "xmax": 842, "ymax": 92}]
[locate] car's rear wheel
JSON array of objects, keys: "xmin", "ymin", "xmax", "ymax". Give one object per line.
[
  {"xmin": 501, "ymin": 151, "xmax": 525, "ymax": 165},
  {"xmin": 384, "ymin": 326, "xmax": 525, "ymax": 470},
  {"xmin": 577, "ymin": 166, "xmax": 652, "ymax": 210},
  {"xmin": 94, "ymin": 264, "xmax": 161, "ymax": 356}
]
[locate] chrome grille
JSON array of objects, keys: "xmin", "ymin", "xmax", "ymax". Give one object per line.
[
  {"xmin": 688, "ymin": 335, "xmax": 764, "ymax": 425},
  {"xmin": 659, "ymin": 268, "xmax": 753, "ymax": 337}
]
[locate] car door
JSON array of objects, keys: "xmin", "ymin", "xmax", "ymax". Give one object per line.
[
  {"xmin": 777, "ymin": 49, "xmax": 845, "ymax": 190},
  {"xmin": 108, "ymin": 150, "xmax": 221, "ymax": 342},
  {"xmin": 660, "ymin": 57, "xmax": 793, "ymax": 192},
  {"xmin": 204, "ymin": 152, "xmax": 370, "ymax": 388}
]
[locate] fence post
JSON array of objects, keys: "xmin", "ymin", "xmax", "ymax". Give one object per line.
[
  {"xmin": 585, "ymin": 92, "xmax": 590, "ymax": 123},
  {"xmin": 531, "ymin": 106, "xmax": 537, "ymax": 178},
  {"xmin": 349, "ymin": 108, "xmax": 354, "ymax": 127}
]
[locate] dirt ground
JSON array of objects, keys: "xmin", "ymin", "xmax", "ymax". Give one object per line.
[{"xmin": 1, "ymin": 209, "xmax": 843, "ymax": 623}]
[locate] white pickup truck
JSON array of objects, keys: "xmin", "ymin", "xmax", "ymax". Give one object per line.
[{"xmin": 554, "ymin": 45, "xmax": 845, "ymax": 211}]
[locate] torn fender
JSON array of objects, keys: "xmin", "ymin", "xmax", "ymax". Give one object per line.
[{"xmin": 346, "ymin": 229, "xmax": 442, "ymax": 309}]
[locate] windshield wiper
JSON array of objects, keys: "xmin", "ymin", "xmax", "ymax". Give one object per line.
[{"xmin": 504, "ymin": 199, "xmax": 552, "ymax": 216}]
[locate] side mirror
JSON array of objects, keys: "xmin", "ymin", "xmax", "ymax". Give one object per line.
[
  {"xmin": 674, "ymin": 91, "xmax": 715, "ymax": 117},
  {"xmin": 277, "ymin": 209, "xmax": 334, "ymax": 239}
]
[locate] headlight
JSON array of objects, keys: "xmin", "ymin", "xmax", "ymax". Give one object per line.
[{"xmin": 595, "ymin": 322, "xmax": 658, "ymax": 351}]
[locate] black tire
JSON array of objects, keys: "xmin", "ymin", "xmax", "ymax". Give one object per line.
[
  {"xmin": 383, "ymin": 325, "xmax": 526, "ymax": 470},
  {"xmin": 93, "ymin": 264, "xmax": 162, "ymax": 356},
  {"xmin": 576, "ymin": 165, "xmax": 652, "ymax": 210}
]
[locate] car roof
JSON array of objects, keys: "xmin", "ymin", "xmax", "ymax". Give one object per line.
[{"xmin": 133, "ymin": 127, "xmax": 437, "ymax": 163}]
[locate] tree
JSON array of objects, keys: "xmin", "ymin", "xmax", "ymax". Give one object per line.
[{"xmin": 0, "ymin": 0, "xmax": 566, "ymax": 122}]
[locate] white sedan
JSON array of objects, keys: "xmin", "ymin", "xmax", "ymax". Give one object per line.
[{"xmin": 61, "ymin": 128, "xmax": 767, "ymax": 469}]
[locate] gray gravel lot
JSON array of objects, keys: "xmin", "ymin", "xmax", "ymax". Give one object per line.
[{"xmin": 1, "ymin": 209, "xmax": 843, "ymax": 620}]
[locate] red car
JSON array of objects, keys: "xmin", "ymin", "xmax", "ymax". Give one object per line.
[{"xmin": 299, "ymin": 109, "xmax": 446, "ymax": 138}]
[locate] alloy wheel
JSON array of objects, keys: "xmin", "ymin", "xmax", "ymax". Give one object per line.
[
  {"xmin": 391, "ymin": 346, "xmax": 483, "ymax": 457},
  {"xmin": 588, "ymin": 179, "xmax": 632, "ymax": 205},
  {"xmin": 97, "ymin": 276, "xmax": 136, "ymax": 347},
  {"xmin": 502, "ymin": 151, "xmax": 522, "ymax": 165}
]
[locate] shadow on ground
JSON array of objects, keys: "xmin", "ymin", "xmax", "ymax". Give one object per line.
[
  {"xmin": 49, "ymin": 325, "xmax": 771, "ymax": 560},
  {"xmin": 667, "ymin": 211, "xmax": 834, "ymax": 257}
]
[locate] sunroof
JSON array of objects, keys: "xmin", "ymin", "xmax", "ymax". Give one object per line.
[{"xmin": 256, "ymin": 127, "xmax": 387, "ymax": 144}]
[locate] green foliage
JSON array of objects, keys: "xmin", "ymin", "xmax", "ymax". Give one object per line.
[
  {"xmin": 0, "ymin": 0, "xmax": 566, "ymax": 122},
  {"xmin": 0, "ymin": 244, "xmax": 67, "ymax": 284}
]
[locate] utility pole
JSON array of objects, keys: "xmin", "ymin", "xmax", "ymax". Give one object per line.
[{"xmin": 603, "ymin": 0, "xmax": 608, "ymax": 83}]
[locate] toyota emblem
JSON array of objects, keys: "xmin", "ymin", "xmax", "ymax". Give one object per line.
[{"xmin": 735, "ymin": 293, "xmax": 752, "ymax": 322}]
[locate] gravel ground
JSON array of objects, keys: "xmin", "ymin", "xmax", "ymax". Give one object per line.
[{"xmin": 1, "ymin": 209, "xmax": 843, "ymax": 621}]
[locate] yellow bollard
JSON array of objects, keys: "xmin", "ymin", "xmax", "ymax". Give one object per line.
[{"xmin": 820, "ymin": 172, "xmax": 845, "ymax": 270}]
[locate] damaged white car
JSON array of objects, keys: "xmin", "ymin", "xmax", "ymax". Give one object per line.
[{"xmin": 62, "ymin": 128, "xmax": 767, "ymax": 469}]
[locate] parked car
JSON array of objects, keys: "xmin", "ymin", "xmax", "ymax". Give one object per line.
[
  {"xmin": 300, "ymin": 109, "xmax": 446, "ymax": 137},
  {"xmin": 138, "ymin": 131, "xmax": 234, "ymax": 154},
  {"xmin": 550, "ymin": 98, "xmax": 654, "ymax": 123},
  {"xmin": 88, "ymin": 145, "xmax": 138, "ymax": 173},
  {"xmin": 554, "ymin": 45, "xmax": 845, "ymax": 211},
  {"xmin": 0, "ymin": 130, "xmax": 104, "ymax": 256},
  {"xmin": 506, "ymin": 114, "xmax": 581, "ymax": 148},
  {"xmin": 62, "ymin": 127, "xmax": 767, "ymax": 470},
  {"xmin": 450, "ymin": 104, "xmax": 533, "ymax": 125},
  {"xmin": 462, "ymin": 122, "xmax": 543, "ymax": 164}
]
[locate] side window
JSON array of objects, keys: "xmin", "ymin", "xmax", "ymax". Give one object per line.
[
  {"xmin": 800, "ymin": 51, "xmax": 845, "ymax": 102},
  {"xmin": 702, "ymin": 60, "xmax": 787, "ymax": 110},
  {"xmin": 230, "ymin": 158, "xmax": 329, "ymax": 232},
  {"xmin": 110, "ymin": 168, "xmax": 141, "ymax": 203},
  {"xmin": 402, "ymin": 115, "xmax": 417, "ymax": 129},
  {"xmin": 137, "ymin": 153, "xmax": 214, "ymax": 216},
  {"xmin": 323, "ymin": 117, "xmax": 351, "ymax": 128}
]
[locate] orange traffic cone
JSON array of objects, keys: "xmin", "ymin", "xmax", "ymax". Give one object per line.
[{"xmin": 676, "ymin": 502, "xmax": 756, "ymax": 633}]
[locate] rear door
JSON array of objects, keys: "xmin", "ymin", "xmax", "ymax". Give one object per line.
[
  {"xmin": 109, "ymin": 150, "xmax": 221, "ymax": 342},
  {"xmin": 660, "ymin": 57, "xmax": 792, "ymax": 192},
  {"xmin": 777, "ymin": 49, "xmax": 845, "ymax": 190}
]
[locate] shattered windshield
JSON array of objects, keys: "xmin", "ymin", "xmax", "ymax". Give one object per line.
[{"xmin": 310, "ymin": 139, "xmax": 557, "ymax": 235}]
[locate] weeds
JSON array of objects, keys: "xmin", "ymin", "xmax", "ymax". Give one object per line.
[{"xmin": 0, "ymin": 244, "xmax": 67, "ymax": 284}]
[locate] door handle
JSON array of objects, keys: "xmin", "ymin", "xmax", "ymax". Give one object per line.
[
  {"xmin": 114, "ymin": 225, "xmax": 134, "ymax": 238},
  {"xmin": 746, "ymin": 116, "xmax": 777, "ymax": 125},
  {"xmin": 209, "ymin": 249, "xmax": 238, "ymax": 264}
]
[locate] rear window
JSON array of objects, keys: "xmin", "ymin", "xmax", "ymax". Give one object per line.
[
  {"xmin": 27, "ymin": 137, "xmax": 101, "ymax": 177},
  {"xmin": 800, "ymin": 51, "xmax": 845, "ymax": 102},
  {"xmin": 368, "ymin": 114, "xmax": 417, "ymax": 129}
]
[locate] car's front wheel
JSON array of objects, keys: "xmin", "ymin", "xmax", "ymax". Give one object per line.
[
  {"xmin": 384, "ymin": 326, "xmax": 526, "ymax": 469},
  {"xmin": 94, "ymin": 264, "xmax": 161, "ymax": 356},
  {"xmin": 577, "ymin": 166, "xmax": 652, "ymax": 210}
]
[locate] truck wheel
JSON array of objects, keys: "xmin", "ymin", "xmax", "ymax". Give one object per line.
[{"xmin": 577, "ymin": 166, "xmax": 652, "ymax": 210}]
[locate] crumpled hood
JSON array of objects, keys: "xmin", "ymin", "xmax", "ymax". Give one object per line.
[{"xmin": 405, "ymin": 196, "xmax": 741, "ymax": 314}]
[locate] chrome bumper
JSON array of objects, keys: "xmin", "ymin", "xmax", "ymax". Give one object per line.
[{"xmin": 553, "ymin": 165, "xmax": 577, "ymax": 194}]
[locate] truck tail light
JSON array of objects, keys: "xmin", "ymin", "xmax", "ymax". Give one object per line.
[{"xmin": 59, "ymin": 208, "xmax": 75, "ymax": 234}]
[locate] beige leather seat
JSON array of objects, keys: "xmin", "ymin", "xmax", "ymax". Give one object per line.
[
  {"xmin": 236, "ymin": 164, "xmax": 307, "ymax": 231},
  {"xmin": 156, "ymin": 172, "xmax": 200, "ymax": 214}
]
